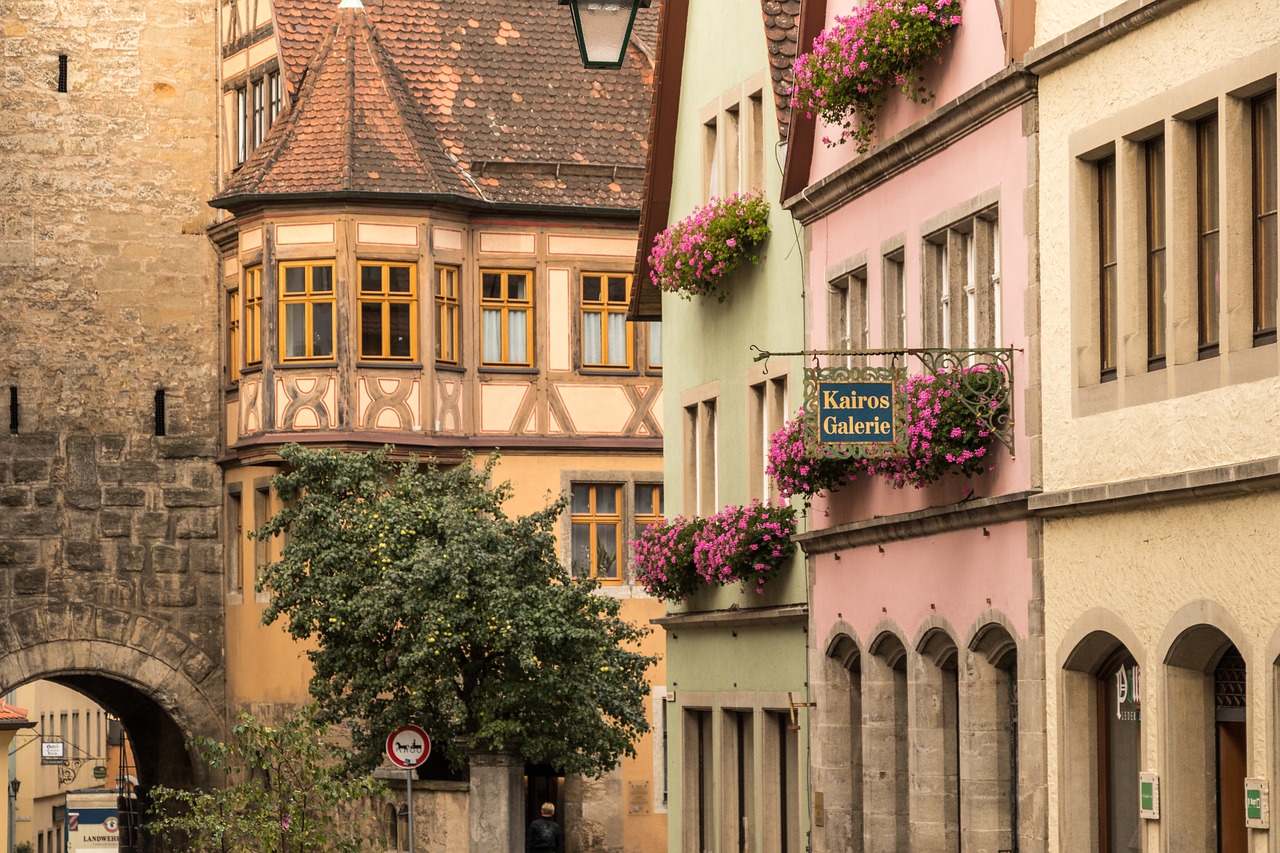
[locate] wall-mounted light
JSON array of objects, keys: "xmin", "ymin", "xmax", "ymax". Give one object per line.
[{"xmin": 559, "ymin": 0, "xmax": 650, "ymax": 68}]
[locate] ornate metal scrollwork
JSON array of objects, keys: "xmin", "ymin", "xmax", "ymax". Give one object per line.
[{"xmin": 57, "ymin": 757, "xmax": 91, "ymax": 786}]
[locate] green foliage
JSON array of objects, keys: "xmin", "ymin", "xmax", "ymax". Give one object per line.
[
  {"xmin": 148, "ymin": 707, "xmax": 385, "ymax": 853},
  {"xmin": 16, "ymin": 842, "xmax": 34, "ymax": 853},
  {"xmin": 254, "ymin": 444, "xmax": 657, "ymax": 777}
]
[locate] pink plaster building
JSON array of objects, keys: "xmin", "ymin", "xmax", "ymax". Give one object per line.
[{"xmin": 781, "ymin": 0, "xmax": 1045, "ymax": 850}]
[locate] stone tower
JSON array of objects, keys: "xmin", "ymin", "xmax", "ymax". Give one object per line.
[{"xmin": 0, "ymin": 0, "xmax": 225, "ymax": 799}]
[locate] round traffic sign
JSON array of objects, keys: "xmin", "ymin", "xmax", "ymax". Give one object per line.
[{"xmin": 386, "ymin": 724, "xmax": 431, "ymax": 769}]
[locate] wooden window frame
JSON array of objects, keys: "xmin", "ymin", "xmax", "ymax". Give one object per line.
[
  {"xmin": 882, "ymin": 251, "xmax": 907, "ymax": 351},
  {"xmin": 251, "ymin": 77, "xmax": 266, "ymax": 148},
  {"xmin": 243, "ymin": 265, "xmax": 262, "ymax": 366},
  {"xmin": 647, "ymin": 320, "xmax": 663, "ymax": 372},
  {"xmin": 570, "ymin": 482, "xmax": 622, "ymax": 584},
  {"xmin": 634, "ymin": 483, "xmax": 664, "ymax": 535},
  {"xmin": 1145, "ymin": 135, "xmax": 1167, "ymax": 368},
  {"xmin": 227, "ymin": 284, "xmax": 241, "ymax": 383},
  {"xmin": 235, "ymin": 85, "xmax": 248, "ymax": 165},
  {"xmin": 268, "ymin": 70, "xmax": 282, "ymax": 124},
  {"xmin": 279, "ymin": 261, "xmax": 336, "ymax": 362},
  {"xmin": 1098, "ymin": 156, "xmax": 1118, "ymax": 380},
  {"xmin": 580, "ymin": 272, "xmax": 635, "ymax": 370},
  {"xmin": 435, "ymin": 265, "xmax": 460, "ymax": 365},
  {"xmin": 1197, "ymin": 114, "xmax": 1221, "ymax": 358},
  {"xmin": 1253, "ymin": 90, "xmax": 1278, "ymax": 345},
  {"xmin": 357, "ymin": 261, "xmax": 418, "ymax": 362},
  {"xmin": 480, "ymin": 268, "xmax": 534, "ymax": 368}
]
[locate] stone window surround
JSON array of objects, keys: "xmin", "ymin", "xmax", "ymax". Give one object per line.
[
  {"xmin": 825, "ymin": 251, "xmax": 869, "ymax": 367},
  {"xmin": 678, "ymin": 689, "xmax": 804, "ymax": 853},
  {"xmin": 920, "ymin": 193, "xmax": 1002, "ymax": 351},
  {"xmin": 1067, "ymin": 49, "xmax": 1278, "ymax": 418},
  {"xmin": 680, "ymin": 381, "xmax": 720, "ymax": 518},
  {"xmin": 745, "ymin": 365, "xmax": 787, "ymax": 504},
  {"xmin": 698, "ymin": 72, "xmax": 769, "ymax": 204},
  {"xmin": 557, "ymin": 469, "xmax": 663, "ymax": 594}
]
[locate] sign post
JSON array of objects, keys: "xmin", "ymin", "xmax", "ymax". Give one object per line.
[{"xmin": 386, "ymin": 725, "xmax": 431, "ymax": 853}]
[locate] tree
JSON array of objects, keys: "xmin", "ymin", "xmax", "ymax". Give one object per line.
[
  {"xmin": 148, "ymin": 707, "xmax": 385, "ymax": 852},
  {"xmin": 254, "ymin": 444, "xmax": 657, "ymax": 776}
]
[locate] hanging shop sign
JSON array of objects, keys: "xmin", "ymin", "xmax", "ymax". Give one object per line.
[
  {"xmin": 803, "ymin": 364, "xmax": 907, "ymax": 459},
  {"xmin": 816, "ymin": 381, "xmax": 897, "ymax": 443}
]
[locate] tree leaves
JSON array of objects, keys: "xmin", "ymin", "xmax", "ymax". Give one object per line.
[{"xmin": 254, "ymin": 445, "xmax": 657, "ymax": 776}]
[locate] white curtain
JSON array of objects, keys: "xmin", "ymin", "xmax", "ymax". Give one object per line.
[
  {"xmin": 482, "ymin": 309, "xmax": 502, "ymax": 362},
  {"xmin": 583, "ymin": 313, "xmax": 603, "ymax": 364},
  {"xmin": 508, "ymin": 309, "xmax": 528, "ymax": 363},
  {"xmin": 606, "ymin": 314, "xmax": 627, "ymax": 365}
]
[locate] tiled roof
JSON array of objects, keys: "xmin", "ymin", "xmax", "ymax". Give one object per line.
[
  {"xmin": 760, "ymin": 0, "xmax": 802, "ymax": 141},
  {"xmin": 0, "ymin": 700, "xmax": 32, "ymax": 729},
  {"xmin": 217, "ymin": 0, "xmax": 656, "ymax": 210}
]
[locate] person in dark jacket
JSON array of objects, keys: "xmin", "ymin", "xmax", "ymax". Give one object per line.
[{"xmin": 527, "ymin": 802, "xmax": 563, "ymax": 853}]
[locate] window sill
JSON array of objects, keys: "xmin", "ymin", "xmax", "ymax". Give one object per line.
[
  {"xmin": 277, "ymin": 360, "xmax": 338, "ymax": 370},
  {"xmin": 435, "ymin": 363, "xmax": 466, "ymax": 374},
  {"xmin": 479, "ymin": 366, "xmax": 539, "ymax": 375},
  {"xmin": 580, "ymin": 367, "xmax": 640, "ymax": 377},
  {"xmin": 355, "ymin": 361, "xmax": 423, "ymax": 370}
]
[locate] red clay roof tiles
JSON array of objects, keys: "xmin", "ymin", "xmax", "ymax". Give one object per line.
[{"xmin": 218, "ymin": 0, "xmax": 656, "ymax": 210}]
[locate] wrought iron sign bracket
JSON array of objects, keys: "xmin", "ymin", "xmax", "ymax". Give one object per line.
[{"xmin": 750, "ymin": 345, "xmax": 1019, "ymax": 456}]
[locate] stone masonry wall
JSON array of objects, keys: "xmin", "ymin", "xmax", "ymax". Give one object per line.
[{"xmin": 0, "ymin": 0, "xmax": 224, "ymax": 722}]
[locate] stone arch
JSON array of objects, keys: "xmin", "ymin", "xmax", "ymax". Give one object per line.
[
  {"xmin": 1057, "ymin": 612, "xmax": 1143, "ymax": 853},
  {"xmin": 865, "ymin": 625, "xmax": 909, "ymax": 852},
  {"xmin": 914, "ymin": 621, "xmax": 962, "ymax": 852},
  {"xmin": 0, "ymin": 604, "xmax": 225, "ymax": 827},
  {"xmin": 814, "ymin": 626, "xmax": 863, "ymax": 853},
  {"xmin": 1160, "ymin": 608, "xmax": 1250, "ymax": 853},
  {"xmin": 963, "ymin": 617, "xmax": 1020, "ymax": 853}
]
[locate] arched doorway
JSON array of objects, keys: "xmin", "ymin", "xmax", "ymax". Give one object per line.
[
  {"xmin": 1165, "ymin": 623, "xmax": 1247, "ymax": 853},
  {"xmin": 1060, "ymin": 628, "xmax": 1142, "ymax": 853}
]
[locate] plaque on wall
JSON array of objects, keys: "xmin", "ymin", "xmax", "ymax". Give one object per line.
[{"xmin": 1139, "ymin": 771, "xmax": 1160, "ymax": 820}]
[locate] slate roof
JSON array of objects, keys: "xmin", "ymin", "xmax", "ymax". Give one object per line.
[{"xmin": 215, "ymin": 0, "xmax": 657, "ymax": 212}]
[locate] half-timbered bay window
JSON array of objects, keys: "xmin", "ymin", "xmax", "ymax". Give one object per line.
[
  {"xmin": 435, "ymin": 265, "xmax": 459, "ymax": 364},
  {"xmin": 358, "ymin": 262, "xmax": 416, "ymax": 361},
  {"xmin": 570, "ymin": 483, "xmax": 620, "ymax": 583},
  {"xmin": 280, "ymin": 262, "xmax": 335, "ymax": 360},
  {"xmin": 243, "ymin": 265, "xmax": 262, "ymax": 367},
  {"xmin": 582, "ymin": 272, "xmax": 633, "ymax": 369},
  {"xmin": 481, "ymin": 269, "xmax": 532, "ymax": 367}
]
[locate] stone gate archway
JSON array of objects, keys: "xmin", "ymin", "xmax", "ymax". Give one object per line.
[{"xmin": 0, "ymin": 603, "xmax": 225, "ymax": 850}]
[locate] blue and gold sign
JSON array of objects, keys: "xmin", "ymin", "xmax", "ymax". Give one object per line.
[{"xmin": 817, "ymin": 382, "xmax": 896, "ymax": 444}]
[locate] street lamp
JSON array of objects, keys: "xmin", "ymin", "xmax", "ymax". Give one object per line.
[{"xmin": 559, "ymin": 0, "xmax": 650, "ymax": 68}]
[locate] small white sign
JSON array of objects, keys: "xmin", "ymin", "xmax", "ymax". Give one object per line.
[{"xmin": 41, "ymin": 741, "xmax": 64, "ymax": 759}]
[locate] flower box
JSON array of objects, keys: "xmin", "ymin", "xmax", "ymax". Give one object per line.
[
  {"xmin": 648, "ymin": 192, "xmax": 771, "ymax": 300},
  {"xmin": 790, "ymin": 0, "xmax": 963, "ymax": 151}
]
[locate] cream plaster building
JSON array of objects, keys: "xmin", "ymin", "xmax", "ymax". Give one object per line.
[{"xmin": 1027, "ymin": 0, "xmax": 1279, "ymax": 850}]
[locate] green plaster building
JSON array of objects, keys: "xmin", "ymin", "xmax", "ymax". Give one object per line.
[{"xmin": 630, "ymin": 0, "xmax": 812, "ymax": 849}]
